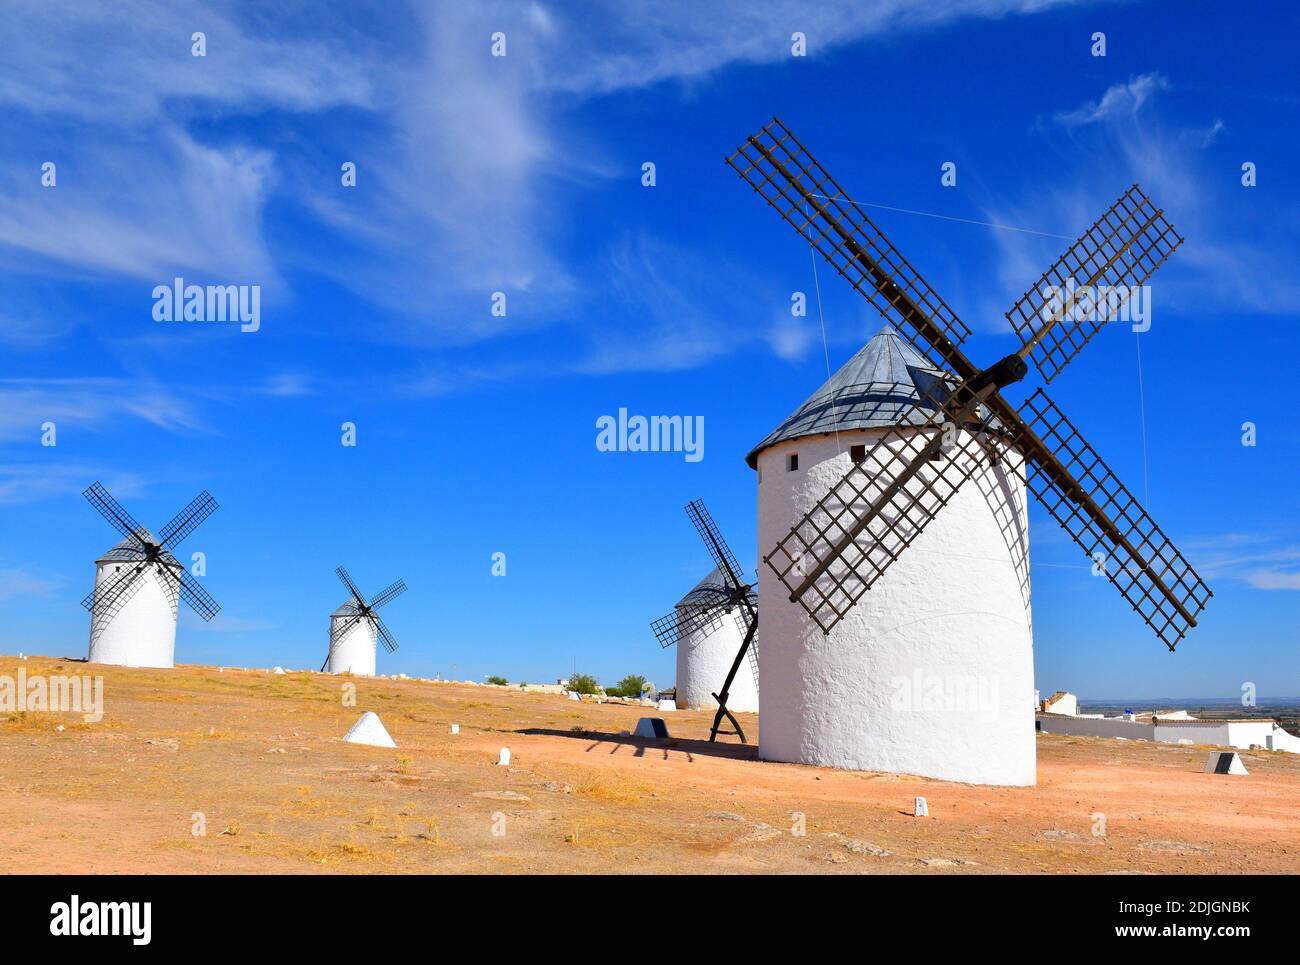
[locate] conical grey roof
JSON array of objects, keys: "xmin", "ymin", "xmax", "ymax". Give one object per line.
[
  {"xmin": 95, "ymin": 528, "xmax": 180, "ymax": 568},
  {"xmin": 331, "ymin": 600, "xmax": 363, "ymax": 619},
  {"xmin": 676, "ymin": 566, "xmax": 758, "ymax": 607},
  {"xmin": 746, "ymin": 326, "xmax": 953, "ymax": 468}
]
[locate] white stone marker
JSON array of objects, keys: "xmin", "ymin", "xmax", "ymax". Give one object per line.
[
  {"xmin": 567, "ymin": 691, "xmax": 581, "ymax": 701},
  {"xmin": 657, "ymin": 699, "xmax": 677, "ymax": 712},
  {"xmin": 633, "ymin": 718, "xmax": 670, "ymax": 739},
  {"xmin": 343, "ymin": 711, "xmax": 397, "ymax": 748},
  {"xmin": 450, "ymin": 724, "xmax": 460, "ymax": 734},
  {"xmin": 914, "ymin": 796, "xmax": 929, "ymax": 817},
  {"xmin": 1204, "ymin": 751, "xmax": 1248, "ymax": 775},
  {"xmin": 498, "ymin": 747, "xmax": 511, "ymax": 766}
]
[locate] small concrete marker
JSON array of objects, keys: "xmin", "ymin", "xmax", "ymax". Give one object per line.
[
  {"xmin": 450, "ymin": 723, "xmax": 460, "ymax": 734},
  {"xmin": 567, "ymin": 691, "xmax": 581, "ymax": 701},
  {"xmin": 657, "ymin": 699, "xmax": 677, "ymax": 712},
  {"xmin": 1204, "ymin": 751, "xmax": 1248, "ymax": 775},
  {"xmin": 914, "ymin": 796, "xmax": 929, "ymax": 817},
  {"xmin": 343, "ymin": 711, "xmax": 397, "ymax": 748},
  {"xmin": 633, "ymin": 717, "xmax": 670, "ymax": 739},
  {"xmin": 498, "ymin": 747, "xmax": 511, "ymax": 766},
  {"xmin": 273, "ymin": 666, "xmax": 285, "ymax": 675}
]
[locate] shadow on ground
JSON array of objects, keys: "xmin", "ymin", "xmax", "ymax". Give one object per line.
[{"xmin": 515, "ymin": 727, "xmax": 760, "ymax": 763}]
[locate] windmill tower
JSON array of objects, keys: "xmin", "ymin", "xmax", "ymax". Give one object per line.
[
  {"xmin": 323, "ymin": 566, "xmax": 406, "ymax": 676},
  {"xmin": 747, "ymin": 327, "xmax": 1034, "ymax": 783},
  {"xmin": 83, "ymin": 483, "xmax": 220, "ymax": 668},
  {"xmin": 728, "ymin": 118, "xmax": 1212, "ymax": 786},
  {"xmin": 651, "ymin": 500, "xmax": 759, "ymax": 741},
  {"xmin": 670, "ymin": 567, "xmax": 759, "ymax": 712}
]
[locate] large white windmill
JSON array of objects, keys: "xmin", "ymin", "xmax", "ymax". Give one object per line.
[
  {"xmin": 82, "ymin": 482, "xmax": 220, "ymax": 669},
  {"xmin": 322, "ymin": 566, "xmax": 407, "ymax": 676},
  {"xmin": 728, "ymin": 118, "xmax": 1212, "ymax": 786}
]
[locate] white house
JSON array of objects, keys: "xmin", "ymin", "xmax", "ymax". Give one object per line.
[
  {"xmin": 1040, "ymin": 690, "xmax": 1078, "ymax": 716},
  {"xmin": 751, "ymin": 327, "xmax": 1036, "ymax": 786},
  {"xmin": 673, "ymin": 567, "xmax": 759, "ymax": 713},
  {"xmin": 86, "ymin": 532, "xmax": 179, "ymax": 669},
  {"xmin": 1037, "ymin": 700, "xmax": 1300, "ymax": 753},
  {"xmin": 327, "ymin": 602, "xmax": 378, "ymax": 676}
]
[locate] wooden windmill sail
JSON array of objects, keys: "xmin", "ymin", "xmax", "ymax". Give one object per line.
[{"xmin": 728, "ymin": 117, "xmax": 1211, "ymax": 650}]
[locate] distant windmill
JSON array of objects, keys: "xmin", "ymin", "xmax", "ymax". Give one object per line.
[
  {"xmin": 82, "ymin": 482, "xmax": 220, "ymax": 668},
  {"xmin": 650, "ymin": 500, "xmax": 758, "ymax": 742},
  {"xmin": 323, "ymin": 566, "xmax": 406, "ymax": 676},
  {"xmin": 727, "ymin": 118, "xmax": 1212, "ymax": 784}
]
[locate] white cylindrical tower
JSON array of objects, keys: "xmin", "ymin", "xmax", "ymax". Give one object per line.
[
  {"xmin": 328, "ymin": 603, "xmax": 377, "ymax": 676},
  {"xmin": 86, "ymin": 536, "xmax": 179, "ymax": 669},
  {"xmin": 674, "ymin": 568, "xmax": 759, "ymax": 713},
  {"xmin": 750, "ymin": 327, "xmax": 1036, "ymax": 786}
]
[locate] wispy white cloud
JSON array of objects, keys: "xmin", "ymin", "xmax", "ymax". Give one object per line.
[
  {"xmin": 0, "ymin": 463, "xmax": 145, "ymax": 507},
  {"xmin": 0, "ymin": 377, "xmax": 208, "ymax": 441},
  {"xmin": 979, "ymin": 73, "xmax": 1300, "ymax": 329},
  {"xmin": 0, "ymin": 568, "xmax": 60, "ymax": 600},
  {"xmin": 766, "ymin": 315, "xmax": 816, "ymax": 361},
  {"xmin": 0, "ymin": 0, "xmax": 1094, "ymax": 375},
  {"xmin": 1184, "ymin": 532, "xmax": 1300, "ymax": 593},
  {"xmin": 0, "ymin": 129, "xmax": 278, "ymax": 284},
  {"xmin": 575, "ymin": 233, "xmax": 753, "ymax": 374},
  {"xmin": 0, "ymin": 1, "xmax": 375, "ymax": 123},
  {"xmin": 1052, "ymin": 72, "xmax": 1170, "ymax": 128},
  {"xmin": 527, "ymin": 0, "xmax": 1089, "ymax": 96}
]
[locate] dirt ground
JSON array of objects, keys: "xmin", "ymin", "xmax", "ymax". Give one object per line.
[{"xmin": 2, "ymin": 655, "xmax": 1298, "ymax": 874}]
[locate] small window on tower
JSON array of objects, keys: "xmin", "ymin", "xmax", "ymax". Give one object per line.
[
  {"xmin": 850, "ymin": 443, "xmax": 866, "ymax": 463},
  {"xmin": 787, "ymin": 453, "xmax": 799, "ymax": 472}
]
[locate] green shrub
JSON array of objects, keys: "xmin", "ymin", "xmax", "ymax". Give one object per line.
[
  {"xmin": 485, "ymin": 675, "xmax": 509, "ymax": 686},
  {"xmin": 614, "ymin": 674, "xmax": 648, "ymax": 698},
  {"xmin": 568, "ymin": 673, "xmax": 600, "ymax": 695}
]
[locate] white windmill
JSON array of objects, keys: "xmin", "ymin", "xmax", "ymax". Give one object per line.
[
  {"xmin": 322, "ymin": 566, "xmax": 407, "ymax": 676},
  {"xmin": 82, "ymin": 482, "xmax": 220, "ymax": 669},
  {"xmin": 728, "ymin": 118, "xmax": 1211, "ymax": 786},
  {"xmin": 651, "ymin": 500, "xmax": 759, "ymax": 742},
  {"xmin": 669, "ymin": 567, "xmax": 759, "ymax": 713}
]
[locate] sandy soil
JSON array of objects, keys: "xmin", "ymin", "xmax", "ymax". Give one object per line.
[{"xmin": 2, "ymin": 655, "xmax": 1298, "ymax": 874}]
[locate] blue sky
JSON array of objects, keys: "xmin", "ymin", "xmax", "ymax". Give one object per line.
[{"xmin": 0, "ymin": 0, "xmax": 1296, "ymax": 697}]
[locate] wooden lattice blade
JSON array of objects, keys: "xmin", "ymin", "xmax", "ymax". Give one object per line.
[
  {"xmin": 156, "ymin": 490, "xmax": 219, "ymax": 549},
  {"xmin": 1016, "ymin": 389, "xmax": 1211, "ymax": 649},
  {"xmin": 1006, "ymin": 185, "xmax": 1183, "ymax": 383},
  {"xmin": 685, "ymin": 499, "xmax": 747, "ymax": 591},
  {"xmin": 650, "ymin": 595, "xmax": 729, "ymax": 649},
  {"xmin": 727, "ymin": 117, "xmax": 978, "ymax": 381}
]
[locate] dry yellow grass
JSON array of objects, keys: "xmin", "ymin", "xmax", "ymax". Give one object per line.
[{"xmin": 1, "ymin": 654, "xmax": 1298, "ymax": 874}]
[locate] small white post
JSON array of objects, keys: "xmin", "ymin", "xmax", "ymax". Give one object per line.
[
  {"xmin": 497, "ymin": 747, "xmax": 511, "ymax": 766},
  {"xmin": 914, "ymin": 796, "xmax": 929, "ymax": 817}
]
